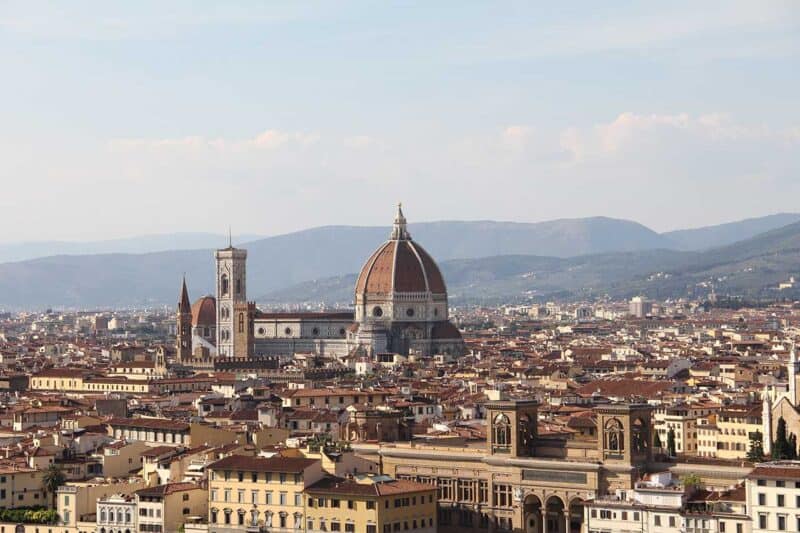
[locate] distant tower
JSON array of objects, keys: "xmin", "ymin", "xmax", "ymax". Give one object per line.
[
  {"xmin": 215, "ymin": 239, "xmax": 247, "ymax": 358},
  {"xmin": 789, "ymin": 342, "xmax": 799, "ymax": 406},
  {"xmin": 177, "ymin": 276, "xmax": 192, "ymax": 361},
  {"xmin": 763, "ymin": 385, "xmax": 773, "ymax": 456}
]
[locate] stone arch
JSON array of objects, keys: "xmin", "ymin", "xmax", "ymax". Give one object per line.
[
  {"xmin": 544, "ymin": 495, "xmax": 567, "ymax": 533},
  {"xmin": 632, "ymin": 417, "xmax": 648, "ymax": 453},
  {"xmin": 221, "ymin": 273, "xmax": 229, "ymax": 295},
  {"xmin": 523, "ymin": 493, "xmax": 543, "ymax": 533},
  {"xmin": 493, "ymin": 413, "xmax": 511, "ymax": 449},
  {"xmin": 604, "ymin": 417, "xmax": 624, "ymax": 452},
  {"xmin": 567, "ymin": 497, "xmax": 585, "ymax": 533}
]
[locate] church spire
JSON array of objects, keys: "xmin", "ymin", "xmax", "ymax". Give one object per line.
[
  {"xmin": 179, "ymin": 275, "xmax": 191, "ymax": 313},
  {"xmin": 790, "ymin": 340, "xmax": 798, "ymax": 406},
  {"xmin": 390, "ymin": 202, "xmax": 411, "ymax": 240}
]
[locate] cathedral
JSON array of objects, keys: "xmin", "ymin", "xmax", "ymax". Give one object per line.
[{"xmin": 176, "ymin": 205, "xmax": 465, "ymax": 361}]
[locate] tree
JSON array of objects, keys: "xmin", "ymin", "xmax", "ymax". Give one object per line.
[
  {"xmin": 667, "ymin": 427, "xmax": 676, "ymax": 457},
  {"xmin": 42, "ymin": 464, "xmax": 66, "ymax": 508},
  {"xmin": 682, "ymin": 473, "xmax": 703, "ymax": 489},
  {"xmin": 772, "ymin": 417, "xmax": 792, "ymax": 460},
  {"xmin": 747, "ymin": 430, "xmax": 765, "ymax": 462},
  {"xmin": 790, "ymin": 433, "xmax": 798, "ymax": 460},
  {"xmin": 653, "ymin": 431, "xmax": 662, "ymax": 449}
]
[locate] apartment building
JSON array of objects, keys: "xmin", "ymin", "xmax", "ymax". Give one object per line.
[
  {"xmin": 746, "ymin": 462, "xmax": 800, "ymax": 533},
  {"xmin": 135, "ymin": 483, "xmax": 207, "ymax": 533},
  {"xmin": 304, "ymin": 475, "xmax": 437, "ymax": 533},
  {"xmin": 206, "ymin": 455, "xmax": 324, "ymax": 533},
  {"xmin": 0, "ymin": 465, "xmax": 47, "ymax": 508}
]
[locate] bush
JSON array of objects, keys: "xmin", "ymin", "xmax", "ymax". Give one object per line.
[{"xmin": 0, "ymin": 506, "xmax": 58, "ymax": 524}]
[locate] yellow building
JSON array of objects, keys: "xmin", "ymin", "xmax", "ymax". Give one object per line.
[
  {"xmin": 0, "ymin": 465, "xmax": 47, "ymax": 508},
  {"xmin": 716, "ymin": 405, "xmax": 762, "ymax": 459},
  {"xmin": 206, "ymin": 455, "xmax": 324, "ymax": 532},
  {"xmin": 304, "ymin": 474, "xmax": 437, "ymax": 533},
  {"xmin": 136, "ymin": 482, "xmax": 207, "ymax": 533}
]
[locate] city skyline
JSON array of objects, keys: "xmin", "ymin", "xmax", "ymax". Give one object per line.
[{"xmin": 1, "ymin": 1, "xmax": 798, "ymax": 241}]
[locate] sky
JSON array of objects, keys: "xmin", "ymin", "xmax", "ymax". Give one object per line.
[{"xmin": 1, "ymin": 1, "xmax": 799, "ymax": 242}]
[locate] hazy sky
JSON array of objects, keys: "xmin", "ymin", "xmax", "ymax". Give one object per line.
[{"xmin": 1, "ymin": 1, "xmax": 798, "ymax": 242}]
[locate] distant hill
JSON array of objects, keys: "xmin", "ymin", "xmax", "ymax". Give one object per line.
[
  {"xmin": 0, "ymin": 217, "xmax": 672, "ymax": 308},
  {"xmin": 263, "ymin": 222, "xmax": 800, "ymax": 305},
  {"xmin": 1, "ymin": 215, "xmax": 799, "ymax": 309},
  {"xmin": 663, "ymin": 213, "xmax": 800, "ymax": 251},
  {"xmin": 0, "ymin": 233, "xmax": 264, "ymax": 263}
]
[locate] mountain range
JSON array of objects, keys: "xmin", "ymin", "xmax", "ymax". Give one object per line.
[{"xmin": 1, "ymin": 213, "xmax": 799, "ymax": 309}]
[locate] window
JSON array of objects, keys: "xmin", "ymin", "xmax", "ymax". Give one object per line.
[
  {"xmin": 332, "ymin": 499, "xmax": 340, "ymax": 508},
  {"xmin": 252, "ymin": 473, "xmax": 258, "ymax": 482},
  {"xmin": 655, "ymin": 516, "xmax": 661, "ymax": 527},
  {"xmin": 668, "ymin": 516, "xmax": 675, "ymax": 527},
  {"xmin": 778, "ymin": 494, "xmax": 785, "ymax": 506},
  {"xmin": 366, "ymin": 501, "xmax": 375, "ymax": 510},
  {"xmin": 279, "ymin": 492, "xmax": 287, "ymax": 505},
  {"xmin": 266, "ymin": 492, "xmax": 273, "ymax": 505},
  {"xmin": 758, "ymin": 493, "xmax": 766, "ymax": 505},
  {"xmin": 778, "ymin": 514, "xmax": 786, "ymax": 531},
  {"xmin": 759, "ymin": 514, "xmax": 767, "ymax": 529},
  {"xmin": 757, "ymin": 479, "xmax": 766, "ymax": 486},
  {"xmin": 776, "ymin": 480, "xmax": 785, "ymax": 487}
]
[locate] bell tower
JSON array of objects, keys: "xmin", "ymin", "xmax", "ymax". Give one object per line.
[
  {"xmin": 485, "ymin": 399, "xmax": 538, "ymax": 457},
  {"xmin": 176, "ymin": 276, "xmax": 192, "ymax": 362},
  {"xmin": 215, "ymin": 239, "xmax": 247, "ymax": 358},
  {"xmin": 596, "ymin": 404, "xmax": 653, "ymax": 489}
]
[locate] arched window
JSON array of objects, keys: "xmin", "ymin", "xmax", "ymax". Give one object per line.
[
  {"xmin": 605, "ymin": 418, "xmax": 624, "ymax": 452},
  {"xmin": 493, "ymin": 414, "xmax": 511, "ymax": 448},
  {"xmin": 632, "ymin": 418, "xmax": 647, "ymax": 453},
  {"xmin": 221, "ymin": 274, "xmax": 229, "ymax": 295},
  {"xmin": 236, "ymin": 278, "xmax": 241, "ymax": 294},
  {"xmin": 518, "ymin": 414, "xmax": 535, "ymax": 453},
  {"xmin": 239, "ymin": 313, "xmax": 245, "ymax": 334}
]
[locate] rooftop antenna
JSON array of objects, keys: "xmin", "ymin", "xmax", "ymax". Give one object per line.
[{"xmin": 228, "ymin": 226, "xmax": 232, "ymax": 248}]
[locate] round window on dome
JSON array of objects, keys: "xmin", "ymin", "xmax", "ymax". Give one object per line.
[
  {"xmin": 284, "ymin": 327, "xmax": 292, "ymax": 335},
  {"xmin": 406, "ymin": 308, "xmax": 415, "ymax": 318},
  {"xmin": 257, "ymin": 328, "xmax": 265, "ymax": 335},
  {"xmin": 312, "ymin": 327, "xmax": 320, "ymax": 336},
  {"xmin": 373, "ymin": 307, "xmax": 383, "ymax": 317},
  {"xmin": 339, "ymin": 328, "xmax": 346, "ymax": 336}
]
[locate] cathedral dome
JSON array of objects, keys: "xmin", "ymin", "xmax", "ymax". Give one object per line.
[
  {"xmin": 355, "ymin": 206, "xmax": 446, "ymax": 297},
  {"xmin": 191, "ymin": 296, "xmax": 216, "ymax": 327}
]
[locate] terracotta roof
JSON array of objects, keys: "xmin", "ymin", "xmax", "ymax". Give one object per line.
[
  {"xmin": 191, "ymin": 296, "xmax": 216, "ymax": 327},
  {"xmin": 136, "ymin": 482, "xmax": 201, "ymax": 498},
  {"xmin": 355, "ymin": 238, "xmax": 446, "ymax": 295},
  {"xmin": 306, "ymin": 476, "xmax": 436, "ymax": 497},
  {"xmin": 747, "ymin": 462, "xmax": 800, "ymax": 480},
  {"xmin": 431, "ymin": 321, "xmax": 462, "ymax": 340},
  {"xmin": 107, "ymin": 417, "xmax": 189, "ymax": 431},
  {"xmin": 208, "ymin": 454, "xmax": 317, "ymax": 474}
]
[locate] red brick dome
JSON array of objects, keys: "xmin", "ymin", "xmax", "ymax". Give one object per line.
[
  {"xmin": 191, "ymin": 296, "xmax": 216, "ymax": 326},
  {"xmin": 355, "ymin": 206, "xmax": 446, "ymax": 296}
]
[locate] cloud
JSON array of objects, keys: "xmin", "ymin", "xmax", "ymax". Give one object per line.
[
  {"xmin": 108, "ymin": 129, "xmax": 320, "ymax": 152},
  {"xmin": 557, "ymin": 112, "xmax": 798, "ymax": 164}
]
